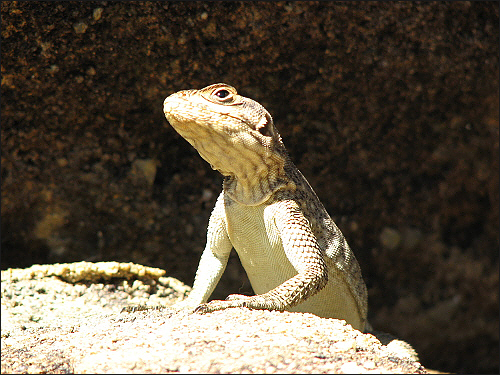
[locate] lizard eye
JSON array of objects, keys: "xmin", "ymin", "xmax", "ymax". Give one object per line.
[
  {"xmin": 212, "ymin": 88, "xmax": 233, "ymax": 102},
  {"xmin": 214, "ymin": 89, "xmax": 229, "ymax": 98}
]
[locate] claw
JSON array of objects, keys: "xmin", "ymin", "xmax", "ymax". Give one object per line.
[
  {"xmin": 121, "ymin": 304, "xmax": 149, "ymax": 313},
  {"xmin": 194, "ymin": 303, "xmax": 211, "ymax": 314},
  {"xmin": 121, "ymin": 304, "xmax": 166, "ymax": 313}
]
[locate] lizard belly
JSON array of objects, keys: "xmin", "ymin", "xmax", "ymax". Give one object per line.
[
  {"xmin": 225, "ymin": 202, "xmax": 297, "ymax": 294},
  {"xmin": 289, "ymin": 276, "xmax": 363, "ymax": 329},
  {"xmin": 225, "ymin": 199, "xmax": 363, "ymax": 329}
]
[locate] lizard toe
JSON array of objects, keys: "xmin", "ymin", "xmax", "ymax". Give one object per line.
[{"xmin": 225, "ymin": 294, "xmax": 252, "ymax": 301}]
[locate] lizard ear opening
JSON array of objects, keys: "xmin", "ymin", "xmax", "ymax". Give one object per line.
[{"xmin": 256, "ymin": 113, "xmax": 274, "ymax": 137}]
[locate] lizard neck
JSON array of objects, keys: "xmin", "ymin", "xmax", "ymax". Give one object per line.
[
  {"xmin": 187, "ymin": 133, "xmax": 291, "ymax": 206},
  {"xmin": 221, "ymin": 147, "xmax": 293, "ymax": 206}
]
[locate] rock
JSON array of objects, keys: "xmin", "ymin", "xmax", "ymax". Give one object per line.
[{"xmin": 1, "ymin": 262, "xmax": 427, "ymax": 374}]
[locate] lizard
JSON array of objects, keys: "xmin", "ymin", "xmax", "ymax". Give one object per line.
[{"xmin": 162, "ymin": 83, "xmax": 368, "ymax": 332}]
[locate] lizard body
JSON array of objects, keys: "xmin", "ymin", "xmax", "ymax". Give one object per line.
[{"xmin": 163, "ymin": 83, "xmax": 368, "ymax": 331}]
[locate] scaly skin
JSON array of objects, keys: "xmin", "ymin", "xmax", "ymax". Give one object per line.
[{"xmin": 163, "ymin": 83, "xmax": 368, "ymax": 331}]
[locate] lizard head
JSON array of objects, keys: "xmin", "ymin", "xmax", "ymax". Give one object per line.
[
  {"xmin": 163, "ymin": 83, "xmax": 284, "ymax": 152},
  {"xmin": 163, "ymin": 84, "xmax": 290, "ymax": 205}
]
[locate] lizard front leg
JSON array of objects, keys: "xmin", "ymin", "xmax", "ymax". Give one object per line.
[
  {"xmin": 173, "ymin": 192, "xmax": 233, "ymax": 310},
  {"xmin": 196, "ymin": 200, "xmax": 329, "ymax": 313}
]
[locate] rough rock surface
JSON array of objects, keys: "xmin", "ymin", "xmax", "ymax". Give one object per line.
[
  {"xmin": 1, "ymin": 263, "xmax": 426, "ymax": 374},
  {"xmin": 1, "ymin": 2, "xmax": 498, "ymax": 373}
]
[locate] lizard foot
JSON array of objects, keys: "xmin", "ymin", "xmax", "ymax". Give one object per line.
[
  {"xmin": 121, "ymin": 304, "xmax": 167, "ymax": 313},
  {"xmin": 122, "ymin": 299, "xmax": 200, "ymax": 314},
  {"xmin": 194, "ymin": 295, "xmax": 253, "ymax": 314},
  {"xmin": 194, "ymin": 294, "xmax": 285, "ymax": 313}
]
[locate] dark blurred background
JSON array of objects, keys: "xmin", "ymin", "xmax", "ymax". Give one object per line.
[{"xmin": 1, "ymin": 2, "xmax": 498, "ymax": 372}]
